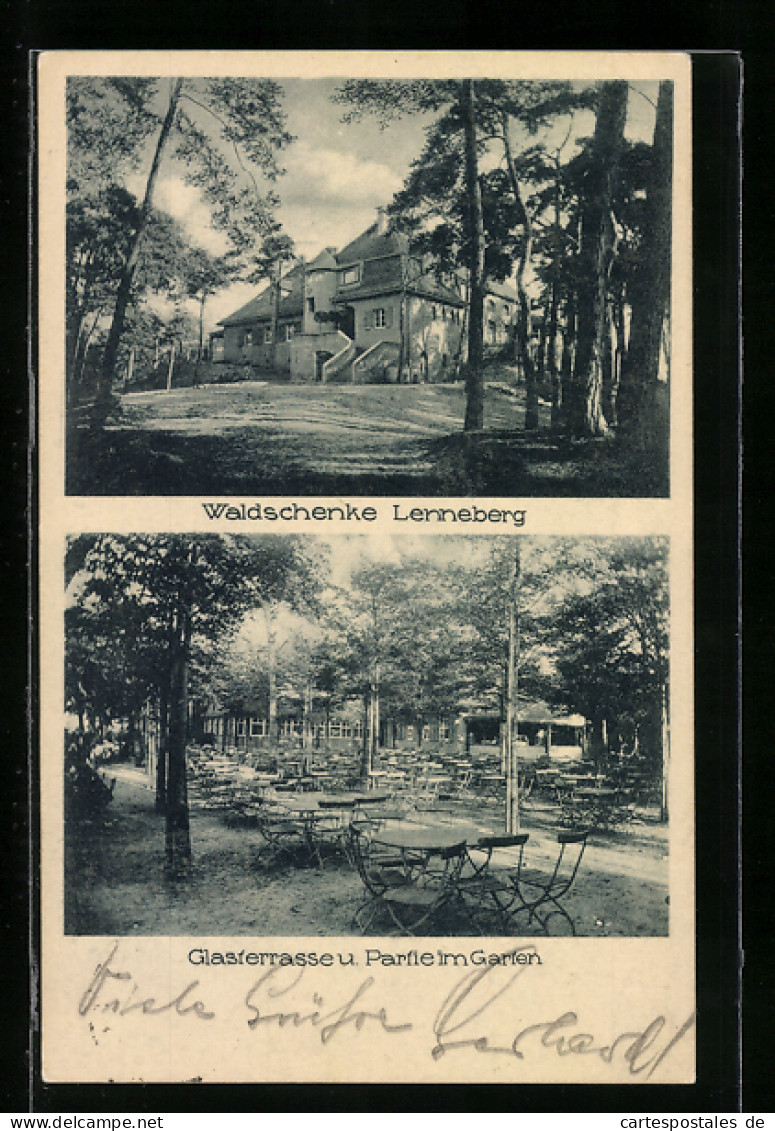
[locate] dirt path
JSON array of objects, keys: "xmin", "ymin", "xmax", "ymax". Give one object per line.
[
  {"xmin": 66, "ymin": 777, "xmax": 669, "ymax": 938},
  {"xmin": 67, "ymin": 380, "xmax": 665, "ymax": 496}
]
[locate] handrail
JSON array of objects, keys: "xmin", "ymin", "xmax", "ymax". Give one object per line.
[{"xmin": 320, "ymin": 333, "xmax": 354, "ymax": 383}]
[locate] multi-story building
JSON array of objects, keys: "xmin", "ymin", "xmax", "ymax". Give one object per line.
[{"xmin": 215, "ymin": 208, "xmax": 517, "ymax": 384}]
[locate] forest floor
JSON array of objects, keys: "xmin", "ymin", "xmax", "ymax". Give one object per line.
[
  {"xmin": 66, "ymin": 372, "xmax": 667, "ymax": 496},
  {"xmin": 65, "ymin": 771, "xmax": 670, "ymax": 939}
]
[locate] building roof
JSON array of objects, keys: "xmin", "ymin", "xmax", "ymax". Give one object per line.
[
  {"xmin": 335, "ymin": 221, "xmax": 409, "ymax": 265},
  {"xmin": 485, "ymin": 279, "xmax": 519, "ymax": 302},
  {"xmin": 219, "ymin": 264, "xmax": 304, "ymax": 327},
  {"xmin": 306, "ymin": 247, "xmax": 338, "ymax": 271},
  {"xmin": 462, "ymin": 697, "xmax": 586, "ymax": 726},
  {"xmin": 217, "ymin": 209, "xmax": 514, "ymax": 328},
  {"xmin": 407, "ymin": 274, "xmax": 466, "ymax": 307}
]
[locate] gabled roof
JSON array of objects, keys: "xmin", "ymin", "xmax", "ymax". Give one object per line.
[
  {"xmin": 219, "ymin": 264, "xmax": 304, "ymax": 327},
  {"xmin": 306, "ymin": 247, "xmax": 338, "ymax": 271},
  {"xmin": 335, "ymin": 222, "xmax": 408, "ymax": 265}
]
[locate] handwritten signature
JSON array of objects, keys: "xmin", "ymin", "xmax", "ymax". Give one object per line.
[
  {"xmin": 78, "ymin": 942, "xmax": 695, "ymax": 1078},
  {"xmin": 431, "ymin": 949, "xmax": 696, "ymax": 1078}
]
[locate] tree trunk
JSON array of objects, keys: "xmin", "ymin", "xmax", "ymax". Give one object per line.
[
  {"xmin": 125, "ymin": 346, "xmax": 135, "ymax": 388},
  {"xmin": 166, "ymin": 342, "xmax": 176, "ymax": 390},
  {"xmin": 164, "ymin": 602, "xmax": 192, "ymax": 878},
  {"xmin": 303, "ymin": 679, "xmax": 313, "ymax": 753},
  {"xmin": 548, "ymin": 282, "xmax": 561, "ymax": 428},
  {"xmin": 462, "ymin": 80, "xmax": 485, "ymax": 432},
  {"xmin": 600, "ymin": 298, "xmax": 618, "ymax": 426},
  {"xmin": 618, "ymin": 81, "xmax": 673, "ymax": 455},
  {"xmin": 505, "ymin": 541, "xmax": 521, "ymax": 834},
  {"xmin": 265, "ymin": 610, "xmax": 278, "ymax": 757},
  {"xmin": 360, "ymin": 694, "xmax": 371, "ymax": 783},
  {"xmin": 567, "ymin": 81, "xmax": 628, "ymax": 437},
  {"xmin": 558, "ymin": 292, "xmax": 576, "ymax": 432},
  {"xmin": 155, "ymin": 689, "xmax": 168, "ymax": 813},
  {"xmin": 94, "ymin": 78, "xmax": 184, "ymax": 425},
  {"xmin": 270, "ymin": 263, "xmax": 281, "ymax": 371},
  {"xmin": 371, "ymin": 662, "xmax": 380, "ymax": 773},
  {"xmin": 503, "ymin": 115, "xmax": 539, "ymax": 431},
  {"xmin": 194, "ymin": 293, "xmax": 205, "ymax": 385}
]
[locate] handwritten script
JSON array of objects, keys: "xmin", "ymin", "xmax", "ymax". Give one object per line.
[{"xmin": 78, "ymin": 941, "xmax": 694, "ymax": 1079}]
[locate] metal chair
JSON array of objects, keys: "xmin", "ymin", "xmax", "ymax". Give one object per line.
[
  {"xmin": 453, "ymin": 833, "xmax": 531, "ymax": 932},
  {"xmin": 347, "ymin": 823, "xmax": 418, "ymax": 932},
  {"xmin": 253, "ymin": 806, "xmax": 310, "ymax": 868},
  {"xmin": 515, "ymin": 830, "xmax": 589, "ymax": 936},
  {"xmin": 379, "ymin": 840, "xmax": 468, "ymax": 936}
]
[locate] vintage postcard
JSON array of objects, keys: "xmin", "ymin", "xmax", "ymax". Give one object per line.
[{"xmin": 38, "ymin": 50, "xmax": 693, "ymax": 1084}]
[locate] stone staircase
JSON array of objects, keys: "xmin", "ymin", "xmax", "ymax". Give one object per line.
[{"xmin": 350, "ymin": 339, "xmax": 400, "ymax": 383}]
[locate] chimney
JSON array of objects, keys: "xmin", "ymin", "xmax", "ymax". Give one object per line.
[{"xmin": 375, "ymin": 206, "xmax": 388, "ymax": 235}]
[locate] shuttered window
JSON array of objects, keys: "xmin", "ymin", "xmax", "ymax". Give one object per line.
[{"xmin": 371, "ymin": 307, "xmax": 393, "ymax": 329}]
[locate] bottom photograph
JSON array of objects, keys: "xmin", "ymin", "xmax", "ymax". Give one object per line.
[{"xmin": 63, "ymin": 531, "xmax": 670, "ymax": 939}]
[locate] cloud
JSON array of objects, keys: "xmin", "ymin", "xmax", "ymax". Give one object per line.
[
  {"xmin": 126, "ymin": 172, "xmax": 228, "ymax": 255},
  {"xmin": 281, "ymin": 140, "xmax": 403, "ymax": 209}
]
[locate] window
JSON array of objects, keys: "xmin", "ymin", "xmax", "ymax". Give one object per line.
[
  {"xmin": 284, "ymin": 324, "xmax": 294, "ymax": 341},
  {"xmin": 439, "ymin": 722, "xmax": 450, "ymax": 741},
  {"xmin": 341, "ymin": 265, "xmax": 360, "ymax": 286},
  {"xmin": 264, "ymin": 326, "xmax": 272, "ymax": 344},
  {"xmin": 353, "ymin": 721, "xmax": 364, "ymax": 739},
  {"xmin": 329, "ymin": 721, "xmax": 342, "ymax": 738},
  {"xmin": 236, "ymin": 719, "xmax": 246, "ymax": 737},
  {"xmin": 422, "ymin": 724, "xmax": 431, "ymax": 742},
  {"xmin": 363, "ymin": 306, "xmax": 392, "ymax": 331},
  {"xmin": 341, "ymin": 721, "xmax": 352, "ymax": 738},
  {"xmin": 431, "ymin": 305, "xmax": 438, "ymax": 319},
  {"xmin": 307, "ymin": 296, "xmax": 315, "ymax": 314},
  {"xmin": 249, "ymin": 718, "xmax": 266, "ymax": 737},
  {"xmin": 406, "ymin": 724, "xmax": 415, "ymax": 741}
]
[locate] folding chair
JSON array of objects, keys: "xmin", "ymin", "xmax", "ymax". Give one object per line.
[
  {"xmin": 254, "ymin": 806, "xmax": 309, "ymax": 868},
  {"xmin": 516, "ymin": 830, "xmax": 588, "ymax": 936},
  {"xmin": 451, "ymin": 834, "xmax": 530, "ymax": 932},
  {"xmin": 380, "ymin": 841, "xmax": 467, "ymax": 936},
  {"xmin": 347, "ymin": 824, "xmax": 417, "ymax": 932}
]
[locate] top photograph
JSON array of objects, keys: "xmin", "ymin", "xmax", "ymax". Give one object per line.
[{"xmin": 62, "ymin": 68, "xmax": 678, "ymax": 497}]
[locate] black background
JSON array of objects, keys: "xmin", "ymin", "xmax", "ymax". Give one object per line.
[{"xmin": 2, "ymin": 1, "xmax": 751, "ymax": 1113}]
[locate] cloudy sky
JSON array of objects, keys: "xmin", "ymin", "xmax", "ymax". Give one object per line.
[{"xmin": 136, "ymin": 78, "xmax": 657, "ymax": 333}]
